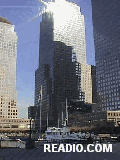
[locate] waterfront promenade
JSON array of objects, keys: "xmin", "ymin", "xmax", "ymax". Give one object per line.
[{"xmin": 0, "ymin": 143, "xmax": 120, "ymax": 160}]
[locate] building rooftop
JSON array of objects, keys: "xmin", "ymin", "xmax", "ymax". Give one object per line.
[{"xmin": 0, "ymin": 17, "xmax": 12, "ymax": 25}]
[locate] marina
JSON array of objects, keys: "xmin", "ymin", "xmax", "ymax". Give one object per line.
[{"xmin": 0, "ymin": 132, "xmax": 120, "ymax": 149}]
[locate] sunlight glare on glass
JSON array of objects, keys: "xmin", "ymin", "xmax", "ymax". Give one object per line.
[{"xmin": 40, "ymin": 0, "xmax": 78, "ymax": 30}]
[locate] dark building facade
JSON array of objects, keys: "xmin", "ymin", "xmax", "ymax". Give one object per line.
[
  {"xmin": 28, "ymin": 106, "xmax": 37, "ymax": 119},
  {"xmin": 68, "ymin": 100, "xmax": 92, "ymax": 114},
  {"xmin": 91, "ymin": 65, "xmax": 97, "ymax": 103},
  {"xmin": 91, "ymin": 0, "xmax": 120, "ymax": 111},
  {"xmin": 34, "ymin": 0, "xmax": 93, "ymax": 130},
  {"xmin": 34, "ymin": 12, "xmax": 83, "ymax": 128}
]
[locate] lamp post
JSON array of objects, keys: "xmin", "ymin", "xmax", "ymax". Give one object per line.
[
  {"xmin": 26, "ymin": 117, "xmax": 34, "ymax": 149},
  {"xmin": 29, "ymin": 117, "xmax": 32, "ymax": 140}
]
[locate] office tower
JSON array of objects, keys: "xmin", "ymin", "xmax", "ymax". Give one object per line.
[
  {"xmin": 0, "ymin": 17, "xmax": 18, "ymax": 118},
  {"xmin": 35, "ymin": 0, "xmax": 92, "ymax": 127},
  {"xmin": 91, "ymin": 0, "xmax": 120, "ymax": 110},
  {"xmin": 80, "ymin": 63, "xmax": 92, "ymax": 103},
  {"xmin": 28, "ymin": 106, "xmax": 37, "ymax": 119},
  {"xmin": 91, "ymin": 65, "xmax": 97, "ymax": 103}
]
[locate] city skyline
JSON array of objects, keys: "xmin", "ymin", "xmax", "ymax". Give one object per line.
[{"xmin": 0, "ymin": 0, "xmax": 95, "ymax": 118}]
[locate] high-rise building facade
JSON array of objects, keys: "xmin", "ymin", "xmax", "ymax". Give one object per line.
[
  {"xmin": 28, "ymin": 106, "xmax": 37, "ymax": 119},
  {"xmin": 91, "ymin": 0, "xmax": 120, "ymax": 111},
  {"xmin": 0, "ymin": 17, "xmax": 18, "ymax": 118},
  {"xmin": 35, "ymin": 0, "xmax": 92, "ymax": 127},
  {"xmin": 91, "ymin": 65, "xmax": 97, "ymax": 103}
]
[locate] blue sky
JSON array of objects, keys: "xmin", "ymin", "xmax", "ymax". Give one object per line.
[{"xmin": 0, "ymin": 0, "xmax": 95, "ymax": 118}]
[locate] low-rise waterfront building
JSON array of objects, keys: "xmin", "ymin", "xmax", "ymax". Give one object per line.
[
  {"xmin": 0, "ymin": 118, "xmax": 34, "ymax": 133},
  {"xmin": 69, "ymin": 110, "xmax": 120, "ymax": 130}
]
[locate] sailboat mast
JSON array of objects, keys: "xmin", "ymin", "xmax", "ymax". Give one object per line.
[
  {"xmin": 47, "ymin": 113, "xmax": 48, "ymax": 129},
  {"xmin": 62, "ymin": 103, "xmax": 63, "ymax": 126},
  {"xmin": 66, "ymin": 98, "xmax": 68, "ymax": 125},
  {"xmin": 40, "ymin": 85, "xmax": 42, "ymax": 134},
  {"xmin": 58, "ymin": 117, "xmax": 59, "ymax": 128}
]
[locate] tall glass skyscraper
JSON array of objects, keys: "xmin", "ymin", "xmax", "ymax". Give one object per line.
[
  {"xmin": 0, "ymin": 17, "xmax": 18, "ymax": 118},
  {"xmin": 91, "ymin": 0, "xmax": 120, "ymax": 111},
  {"xmin": 35, "ymin": 0, "xmax": 92, "ymax": 127}
]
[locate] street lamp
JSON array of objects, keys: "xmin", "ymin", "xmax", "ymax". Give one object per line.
[{"xmin": 29, "ymin": 117, "xmax": 32, "ymax": 140}]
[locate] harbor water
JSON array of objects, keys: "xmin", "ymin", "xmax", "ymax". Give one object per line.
[{"xmin": 0, "ymin": 142, "xmax": 120, "ymax": 160}]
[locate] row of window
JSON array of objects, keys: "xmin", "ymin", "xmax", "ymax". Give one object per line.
[
  {"xmin": 108, "ymin": 112, "xmax": 120, "ymax": 116},
  {"xmin": 0, "ymin": 124, "xmax": 30, "ymax": 129}
]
